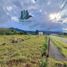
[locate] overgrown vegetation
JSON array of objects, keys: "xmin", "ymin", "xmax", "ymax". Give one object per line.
[
  {"xmin": 0, "ymin": 35, "xmax": 48, "ymax": 67},
  {"xmin": 50, "ymin": 36, "xmax": 67, "ymax": 58},
  {"xmin": 40, "ymin": 36, "xmax": 48, "ymax": 67},
  {"xmin": 0, "ymin": 34, "xmax": 67, "ymax": 67},
  {"xmin": 48, "ymin": 58, "xmax": 67, "ymax": 67}
]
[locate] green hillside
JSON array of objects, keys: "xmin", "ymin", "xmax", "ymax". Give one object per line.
[{"xmin": 0, "ymin": 28, "xmax": 25, "ymax": 35}]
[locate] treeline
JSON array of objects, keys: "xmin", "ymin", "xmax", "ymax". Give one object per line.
[
  {"xmin": 0, "ymin": 28, "xmax": 41, "ymax": 35},
  {"xmin": 0, "ymin": 28, "xmax": 27, "ymax": 35}
]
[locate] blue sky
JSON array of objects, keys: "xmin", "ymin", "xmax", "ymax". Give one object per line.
[{"xmin": 0, "ymin": 0, "xmax": 67, "ymax": 32}]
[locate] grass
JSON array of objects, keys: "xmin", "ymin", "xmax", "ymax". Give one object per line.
[
  {"xmin": 48, "ymin": 35, "xmax": 67, "ymax": 67},
  {"xmin": 0, "ymin": 34, "xmax": 67, "ymax": 67},
  {"xmin": 0, "ymin": 35, "xmax": 47, "ymax": 67},
  {"xmin": 48, "ymin": 58, "xmax": 67, "ymax": 67},
  {"xmin": 50, "ymin": 35, "xmax": 67, "ymax": 58}
]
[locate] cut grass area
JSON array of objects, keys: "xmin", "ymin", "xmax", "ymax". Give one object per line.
[
  {"xmin": 63, "ymin": 35, "xmax": 67, "ymax": 38},
  {"xmin": 50, "ymin": 36, "xmax": 67, "ymax": 58},
  {"xmin": 0, "ymin": 35, "xmax": 47, "ymax": 67},
  {"xmin": 48, "ymin": 58, "xmax": 67, "ymax": 67}
]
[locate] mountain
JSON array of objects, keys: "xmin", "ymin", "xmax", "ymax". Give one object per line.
[
  {"xmin": 0, "ymin": 28, "xmax": 26, "ymax": 35},
  {"xmin": 0, "ymin": 27, "xmax": 37, "ymax": 35},
  {"xmin": 9, "ymin": 27, "xmax": 36, "ymax": 34},
  {"xmin": 0, "ymin": 27, "xmax": 67, "ymax": 35}
]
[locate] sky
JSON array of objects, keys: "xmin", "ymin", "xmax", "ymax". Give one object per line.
[{"xmin": 0, "ymin": 0, "xmax": 67, "ymax": 32}]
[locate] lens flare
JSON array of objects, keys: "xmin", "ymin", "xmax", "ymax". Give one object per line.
[{"xmin": 49, "ymin": 13, "xmax": 61, "ymax": 22}]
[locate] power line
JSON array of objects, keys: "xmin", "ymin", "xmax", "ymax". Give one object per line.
[{"xmin": 60, "ymin": 0, "xmax": 67, "ymax": 11}]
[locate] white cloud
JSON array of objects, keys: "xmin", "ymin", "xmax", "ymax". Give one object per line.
[
  {"xmin": 11, "ymin": 16, "xmax": 19, "ymax": 22},
  {"xmin": 39, "ymin": 9, "xmax": 42, "ymax": 12},
  {"xmin": 31, "ymin": 0, "xmax": 36, "ymax": 4},
  {"xmin": 44, "ymin": 11, "xmax": 48, "ymax": 15},
  {"xmin": 6, "ymin": 6, "xmax": 13, "ymax": 11},
  {"xmin": 62, "ymin": 18, "xmax": 67, "ymax": 23},
  {"xmin": 49, "ymin": 13, "xmax": 61, "ymax": 23},
  {"xmin": 28, "ymin": 5, "xmax": 38, "ymax": 10},
  {"xmin": 6, "ymin": 12, "xmax": 10, "ymax": 15},
  {"xmin": 63, "ymin": 28, "xmax": 67, "ymax": 32},
  {"xmin": 59, "ymin": 18, "xmax": 67, "ymax": 24},
  {"xmin": 47, "ymin": 1, "xmax": 51, "ymax": 5}
]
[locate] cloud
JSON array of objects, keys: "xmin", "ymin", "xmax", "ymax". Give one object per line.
[
  {"xmin": 63, "ymin": 28, "xmax": 67, "ymax": 32},
  {"xmin": 61, "ymin": 18, "xmax": 67, "ymax": 24},
  {"xmin": 6, "ymin": 6, "xmax": 13, "ymax": 11},
  {"xmin": 0, "ymin": 0, "xmax": 67, "ymax": 32},
  {"xmin": 6, "ymin": 12, "xmax": 10, "ymax": 15},
  {"xmin": 49, "ymin": 13, "xmax": 61, "ymax": 23},
  {"xmin": 31, "ymin": 0, "xmax": 36, "ymax": 4},
  {"xmin": 11, "ymin": 16, "xmax": 19, "ymax": 22},
  {"xmin": 47, "ymin": 1, "xmax": 51, "ymax": 6}
]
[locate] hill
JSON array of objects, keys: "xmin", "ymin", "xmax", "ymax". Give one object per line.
[
  {"xmin": 0, "ymin": 28, "xmax": 67, "ymax": 35},
  {"xmin": 0, "ymin": 28, "xmax": 27, "ymax": 35}
]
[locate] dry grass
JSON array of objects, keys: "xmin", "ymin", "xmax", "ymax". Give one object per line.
[{"xmin": 0, "ymin": 35, "xmax": 47, "ymax": 67}]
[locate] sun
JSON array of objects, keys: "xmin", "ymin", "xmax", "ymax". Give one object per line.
[{"xmin": 49, "ymin": 13, "xmax": 61, "ymax": 22}]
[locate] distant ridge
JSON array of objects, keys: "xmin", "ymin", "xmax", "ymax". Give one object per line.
[
  {"xmin": 9, "ymin": 27, "xmax": 25, "ymax": 32},
  {"xmin": 0, "ymin": 28, "xmax": 27, "ymax": 35},
  {"xmin": 0, "ymin": 28, "xmax": 67, "ymax": 35}
]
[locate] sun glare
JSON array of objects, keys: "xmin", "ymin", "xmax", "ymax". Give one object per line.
[{"xmin": 49, "ymin": 13, "xmax": 61, "ymax": 22}]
